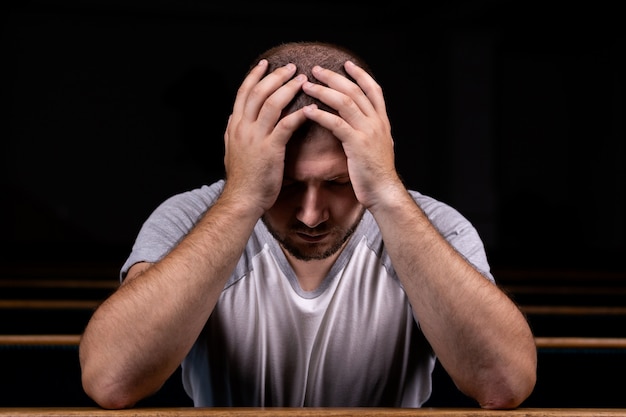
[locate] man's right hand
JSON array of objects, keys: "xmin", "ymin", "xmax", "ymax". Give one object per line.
[{"xmin": 222, "ymin": 59, "xmax": 308, "ymax": 216}]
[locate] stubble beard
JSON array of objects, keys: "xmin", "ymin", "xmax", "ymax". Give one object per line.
[{"xmin": 262, "ymin": 210, "xmax": 364, "ymax": 261}]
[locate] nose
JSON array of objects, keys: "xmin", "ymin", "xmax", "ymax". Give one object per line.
[{"xmin": 296, "ymin": 185, "xmax": 329, "ymax": 228}]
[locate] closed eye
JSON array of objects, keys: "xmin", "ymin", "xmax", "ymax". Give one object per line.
[
  {"xmin": 327, "ymin": 176, "xmax": 351, "ymax": 187},
  {"xmin": 281, "ymin": 178, "xmax": 296, "ymax": 188}
]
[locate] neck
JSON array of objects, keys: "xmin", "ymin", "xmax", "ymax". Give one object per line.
[{"xmin": 284, "ymin": 251, "xmax": 341, "ymax": 292}]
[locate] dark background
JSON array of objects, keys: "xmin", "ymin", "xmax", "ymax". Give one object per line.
[
  {"xmin": 2, "ymin": 0, "xmax": 624, "ymax": 271},
  {"xmin": 1, "ymin": 0, "xmax": 625, "ymax": 409}
]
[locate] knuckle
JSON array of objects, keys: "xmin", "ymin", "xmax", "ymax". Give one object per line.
[
  {"xmin": 331, "ymin": 115, "xmax": 344, "ymax": 129},
  {"xmin": 348, "ymin": 84, "xmax": 362, "ymax": 97},
  {"xmin": 235, "ymin": 84, "xmax": 249, "ymax": 98},
  {"xmin": 248, "ymin": 84, "xmax": 265, "ymax": 101},
  {"xmin": 263, "ymin": 95, "xmax": 281, "ymax": 113},
  {"xmin": 340, "ymin": 94, "xmax": 354, "ymax": 109}
]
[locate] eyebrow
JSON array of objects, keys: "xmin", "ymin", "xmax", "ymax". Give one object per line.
[
  {"xmin": 326, "ymin": 175, "xmax": 350, "ymax": 181},
  {"xmin": 283, "ymin": 173, "xmax": 350, "ymax": 182}
]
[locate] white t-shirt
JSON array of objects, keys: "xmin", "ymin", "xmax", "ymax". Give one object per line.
[{"xmin": 121, "ymin": 180, "xmax": 494, "ymax": 407}]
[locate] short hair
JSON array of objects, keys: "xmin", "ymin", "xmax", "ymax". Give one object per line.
[
  {"xmin": 250, "ymin": 41, "xmax": 374, "ymax": 116},
  {"xmin": 248, "ymin": 41, "xmax": 374, "ymax": 140}
]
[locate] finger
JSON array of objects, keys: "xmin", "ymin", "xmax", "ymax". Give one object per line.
[
  {"xmin": 255, "ymin": 73, "xmax": 307, "ymax": 132},
  {"xmin": 224, "ymin": 114, "xmax": 232, "ymax": 143},
  {"xmin": 241, "ymin": 63, "xmax": 298, "ymax": 123},
  {"xmin": 344, "ymin": 60, "xmax": 388, "ymax": 116},
  {"xmin": 309, "ymin": 65, "xmax": 376, "ymax": 118},
  {"xmin": 302, "ymin": 78, "xmax": 366, "ymax": 129},
  {"xmin": 231, "ymin": 59, "xmax": 269, "ymax": 119},
  {"xmin": 301, "ymin": 104, "xmax": 353, "ymax": 141},
  {"xmin": 273, "ymin": 107, "xmax": 309, "ymax": 148}
]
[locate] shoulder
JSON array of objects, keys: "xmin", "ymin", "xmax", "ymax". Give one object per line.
[
  {"xmin": 358, "ymin": 190, "xmax": 470, "ymax": 252},
  {"xmin": 156, "ymin": 180, "xmax": 225, "ymax": 218},
  {"xmin": 142, "ymin": 180, "xmax": 226, "ymax": 240},
  {"xmin": 120, "ymin": 181, "xmax": 225, "ymax": 279},
  {"xmin": 408, "ymin": 190, "xmax": 494, "ymax": 281},
  {"xmin": 408, "ymin": 190, "xmax": 473, "ymax": 237},
  {"xmin": 408, "ymin": 190, "xmax": 457, "ymax": 217}
]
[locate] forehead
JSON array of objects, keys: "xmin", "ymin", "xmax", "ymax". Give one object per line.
[{"xmin": 284, "ymin": 130, "xmax": 347, "ymax": 177}]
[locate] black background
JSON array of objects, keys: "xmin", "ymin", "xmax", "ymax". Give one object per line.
[
  {"xmin": 2, "ymin": 0, "xmax": 624, "ymax": 271},
  {"xmin": 1, "ymin": 0, "xmax": 626, "ymax": 409}
]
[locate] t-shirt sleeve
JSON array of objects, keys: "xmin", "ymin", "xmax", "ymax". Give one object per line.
[
  {"xmin": 119, "ymin": 181, "xmax": 225, "ymax": 281},
  {"xmin": 409, "ymin": 190, "xmax": 495, "ymax": 283}
]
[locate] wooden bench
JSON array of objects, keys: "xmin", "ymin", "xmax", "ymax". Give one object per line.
[
  {"xmin": 3, "ymin": 334, "xmax": 626, "ymax": 349},
  {"xmin": 1, "ymin": 407, "xmax": 626, "ymax": 416}
]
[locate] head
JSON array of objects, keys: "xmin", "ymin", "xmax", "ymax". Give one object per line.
[
  {"xmin": 251, "ymin": 41, "xmax": 373, "ymax": 118},
  {"xmin": 255, "ymin": 42, "xmax": 372, "ymax": 261}
]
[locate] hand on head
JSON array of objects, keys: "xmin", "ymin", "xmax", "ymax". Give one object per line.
[
  {"xmin": 223, "ymin": 42, "xmax": 401, "ymax": 216},
  {"xmin": 223, "ymin": 59, "xmax": 308, "ymax": 215},
  {"xmin": 301, "ymin": 60, "xmax": 399, "ymax": 210}
]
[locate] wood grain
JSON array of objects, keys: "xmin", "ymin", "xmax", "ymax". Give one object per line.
[{"xmin": 0, "ymin": 408, "xmax": 626, "ymax": 417}]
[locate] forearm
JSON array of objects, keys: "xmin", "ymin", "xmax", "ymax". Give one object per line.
[
  {"xmin": 79, "ymin": 190, "xmax": 262, "ymax": 409},
  {"xmin": 369, "ymin": 185, "xmax": 536, "ymax": 409}
]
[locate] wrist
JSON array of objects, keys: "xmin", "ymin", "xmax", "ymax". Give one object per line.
[
  {"xmin": 363, "ymin": 178, "xmax": 410, "ymax": 216},
  {"xmin": 218, "ymin": 182, "xmax": 267, "ymax": 222}
]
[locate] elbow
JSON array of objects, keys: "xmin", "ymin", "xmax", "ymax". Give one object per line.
[
  {"xmin": 86, "ymin": 391, "xmax": 138, "ymax": 410},
  {"xmin": 79, "ymin": 338, "xmax": 169, "ymax": 409},
  {"xmin": 478, "ymin": 379, "xmax": 536, "ymax": 410},
  {"xmin": 80, "ymin": 349, "xmax": 140, "ymax": 409},
  {"xmin": 477, "ymin": 383, "xmax": 534, "ymax": 410},
  {"xmin": 81, "ymin": 368, "xmax": 139, "ymax": 410},
  {"xmin": 80, "ymin": 354, "xmax": 166, "ymax": 409},
  {"xmin": 476, "ymin": 357, "xmax": 537, "ymax": 409}
]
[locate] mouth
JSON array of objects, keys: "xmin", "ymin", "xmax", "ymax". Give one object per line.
[{"xmin": 295, "ymin": 232, "xmax": 329, "ymax": 243}]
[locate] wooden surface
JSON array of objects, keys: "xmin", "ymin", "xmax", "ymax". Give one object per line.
[
  {"xmin": 0, "ymin": 300, "xmax": 100, "ymax": 309},
  {"xmin": 533, "ymin": 337, "xmax": 626, "ymax": 349},
  {"xmin": 0, "ymin": 334, "xmax": 81, "ymax": 346},
  {"xmin": 1, "ymin": 408, "xmax": 626, "ymax": 416},
  {"xmin": 3, "ymin": 335, "xmax": 626, "ymax": 349}
]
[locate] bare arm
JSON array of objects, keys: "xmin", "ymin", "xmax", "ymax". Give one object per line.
[
  {"xmin": 368, "ymin": 185, "xmax": 537, "ymax": 409},
  {"xmin": 79, "ymin": 60, "xmax": 309, "ymax": 409},
  {"xmin": 79, "ymin": 192, "xmax": 261, "ymax": 408},
  {"xmin": 301, "ymin": 62, "xmax": 537, "ymax": 409}
]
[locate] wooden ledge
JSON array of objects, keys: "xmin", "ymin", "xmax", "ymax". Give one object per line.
[
  {"xmin": 534, "ymin": 337, "xmax": 626, "ymax": 349},
  {"xmin": 0, "ymin": 334, "xmax": 81, "ymax": 346},
  {"xmin": 521, "ymin": 306, "xmax": 626, "ymax": 315},
  {"xmin": 0, "ymin": 300, "xmax": 101, "ymax": 309},
  {"xmin": 3, "ymin": 335, "xmax": 626, "ymax": 350},
  {"xmin": 0, "ymin": 279, "xmax": 118, "ymax": 289},
  {"xmin": 6, "ymin": 300, "xmax": 626, "ymax": 316},
  {"xmin": 1, "ymin": 408, "xmax": 626, "ymax": 417}
]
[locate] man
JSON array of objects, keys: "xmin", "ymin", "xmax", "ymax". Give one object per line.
[{"xmin": 79, "ymin": 41, "xmax": 537, "ymax": 409}]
